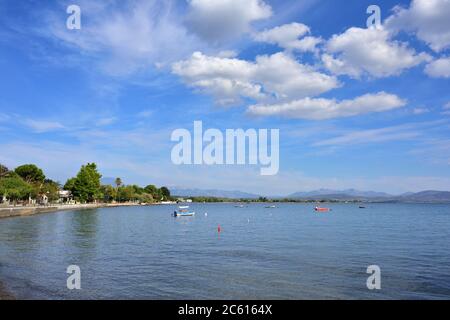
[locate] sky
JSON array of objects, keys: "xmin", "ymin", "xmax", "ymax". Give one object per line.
[{"xmin": 0, "ymin": 0, "xmax": 450, "ymax": 196}]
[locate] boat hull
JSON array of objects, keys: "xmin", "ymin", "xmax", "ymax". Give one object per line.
[{"xmin": 175, "ymin": 212, "xmax": 196, "ymax": 217}]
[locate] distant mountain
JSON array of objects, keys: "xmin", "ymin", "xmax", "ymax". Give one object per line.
[
  {"xmin": 170, "ymin": 188, "xmax": 261, "ymax": 199},
  {"xmin": 398, "ymin": 191, "xmax": 450, "ymax": 203},
  {"xmin": 288, "ymin": 189, "xmax": 392, "ymax": 199},
  {"xmin": 287, "ymin": 189, "xmax": 450, "ymax": 203}
]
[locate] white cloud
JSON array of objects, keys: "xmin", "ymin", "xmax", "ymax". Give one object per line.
[
  {"xmin": 22, "ymin": 119, "xmax": 65, "ymax": 133},
  {"xmin": 254, "ymin": 22, "xmax": 322, "ymax": 52},
  {"xmin": 172, "ymin": 51, "xmax": 339, "ymax": 106},
  {"xmin": 424, "ymin": 57, "xmax": 450, "ymax": 78},
  {"xmin": 323, "ymin": 27, "xmax": 430, "ymax": 78},
  {"xmin": 253, "ymin": 53, "xmax": 339, "ymax": 99},
  {"xmin": 444, "ymin": 102, "xmax": 450, "ymax": 110},
  {"xmin": 386, "ymin": 0, "xmax": 450, "ymax": 52},
  {"xmin": 217, "ymin": 50, "xmax": 239, "ymax": 58},
  {"xmin": 172, "ymin": 52, "xmax": 262, "ymax": 105},
  {"xmin": 96, "ymin": 117, "xmax": 117, "ymax": 126},
  {"xmin": 313, "ymin": 124, "xmax": 420, "ymax": 147},
  {"xmin": 412, "ymin": 107, "xmax": 430, "ymax": 115},
  {"xmin": 185, "ymin": 0, "xmax": 272, "ymax": 43},
  {"xmin": 46, "ymin": 0, "xmax": 199, "ymax": 75},
  {"xmin": 247, "ymin": 92, "xmax": 406, "ymax": 120}
]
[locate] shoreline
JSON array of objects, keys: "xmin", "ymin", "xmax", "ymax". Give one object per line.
[{"xmin": 0, "ymin": 203, "xmax": 151, "ymax": 220}]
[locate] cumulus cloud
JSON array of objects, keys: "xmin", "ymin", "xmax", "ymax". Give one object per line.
[
  {"xmin": 185, "ymin": 0, "xmax": 272, "ymax": 43},
  {"xmin": 386, "ymin": 0, "xmax": 450, "ymax": 52},
  {"xmin": 254, "ymin": 22, "xmax": 322, "ymax": 52},
  {"xmin": 322, "ymin": 27, "xmax": 430, "ymax": 78},
  {"xmin": 247, "ymin": 92, "xmax": 406, "ymax": 120},
  {"xmin": 172, "ymin": 51, "xmax": 339, "ymax": 106},
  {"xmin": 172, "ymin": 52, "xmax": 262, "ymax": 105},
  {"xmin": 424, "ymin": 57, "xmax": 450, "ymax": 78}
]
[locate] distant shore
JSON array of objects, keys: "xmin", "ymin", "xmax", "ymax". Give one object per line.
[{"xmin": 0, "ymin": 202, "xmax": 152, "ymax": 220}]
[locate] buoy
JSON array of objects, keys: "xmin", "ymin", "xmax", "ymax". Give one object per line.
[
  {"xmin": 218, "ymin": 225, "xmax": 221, "ymax": 233},
  {"xmin": 205, "ymin": 212, "xmax": 208, "ymax": 217}
]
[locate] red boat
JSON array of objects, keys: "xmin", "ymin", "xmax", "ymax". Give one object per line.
[{"xmin": 315, "ymin": 207, "xmax": 331, "ymax": 212}]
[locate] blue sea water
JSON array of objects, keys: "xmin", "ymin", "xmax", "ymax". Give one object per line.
[{"xmin": 0, "ymin": 203, "xmax": 449, "ymax": 299}]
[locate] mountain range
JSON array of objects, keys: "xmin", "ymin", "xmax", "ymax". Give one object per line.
[
  {"xmin": 100, "ymin": 178, "xmax": 450, "ymax": 203},
  {"xmin": 288, "ymin": 189, "xmax": 392, "ymax": 199},
  {"xmin": 170, "ymin": 188, "xmax": 261, "ymax": 199},
  {"xmin": 169, "ymin": 187, "xmax": 450, "ymax": 203}
]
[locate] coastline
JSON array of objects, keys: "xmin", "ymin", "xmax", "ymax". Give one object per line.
[{"xmin": 0, "ymin": 203, "xmax": 150, "ymax": 220}]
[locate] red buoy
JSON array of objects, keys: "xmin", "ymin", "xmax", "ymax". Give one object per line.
[{"xmin": 218, "ymin": 225, "xmax": 221, "ymax": 233}]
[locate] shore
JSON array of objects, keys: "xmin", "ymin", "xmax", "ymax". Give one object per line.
[{"xmin": 0, "ymin": 202, "xmax": 149, "ymax": 220}]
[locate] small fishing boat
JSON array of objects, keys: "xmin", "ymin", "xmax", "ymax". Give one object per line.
[
  {"xmin": 173, "ymin": 206, "xmax": 195, "ymax": 217},
  {"xmin": 235, "ymin": 205, "xmax": 244, "ymax": 208},
  {"xmin": 265, "ymin": 205, "xmax": 276, "ymax": 208},
  {"xmin": 315, "ymin": 207, "xmax": 331, "ymax": 212},
  {"xmin": 359, "ymin": 206, "xmax": 366, "ymax": 209}
]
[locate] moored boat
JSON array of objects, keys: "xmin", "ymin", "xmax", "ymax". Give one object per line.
[
  {"xmin": 315, "ymin": 207, "xmax": 331, "ymax": 212},
  {"xmin": 173, "ymin": 206, "xmax": 195, "ymax": 217}
]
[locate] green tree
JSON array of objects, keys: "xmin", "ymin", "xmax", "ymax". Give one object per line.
[
  {"xmin": 41, "ymin": 179, "xmax": 61, "ymax": 202},
  {"xmin": 14, "ymin": 164, "xmax": 45, "ymax": 184},
  {"xmin": 0, "ymin": 172, "xmax": 33, "ymax": 204},
  {"xmin": 139, "ymin": 193, "xmax": 154, "ymax": 204},
  {"xmin": 160, "ymin": 186, "xmax": 171, "ymax": 200},
  {"xmin": 131, "ymin": 185, "xmax": 144, "ymax": 195},
  {"xmin": 0, "ymin": 164, "xmax": 9, "ymax": 178},
  {"xmin": 101, "ymin": 185, "xmax": 117, "ymax": 203},
  {"xmin": 115, "ymin": 177, "xmax": 122, "ymax": 188},
  {"xmin": 144, "ymin": 184, "xmax": 157, "ymax": 195},
  {"xmin": 72, "ymin": 163, "xmax": 102, "ymax": 203},
  {"xmin": 64, "ymin": 177, "xmax": 77, "ymax": 192},
  {"xmin": 117, "ymin": 185, "xmax": 135, "ymax": 202}
]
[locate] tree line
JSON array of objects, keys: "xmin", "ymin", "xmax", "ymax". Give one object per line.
[{"xmin": 0, "ymin": 163, "xmax": 171, "ymax": 205}]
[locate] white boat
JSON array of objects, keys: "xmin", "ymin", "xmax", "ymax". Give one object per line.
[{"xmin": 173, "ymin": 206, "xmax": 196, "ymax": 217}]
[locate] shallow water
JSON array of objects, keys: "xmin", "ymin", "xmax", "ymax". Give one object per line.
[{"xmin": 0, "ymin": 203, "xmax": 449, "ymax": 299}]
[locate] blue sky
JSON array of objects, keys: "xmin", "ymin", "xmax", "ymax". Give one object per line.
[{"xmin": 0, "ymin": 0, "xmax": 450, "ymax": 195}]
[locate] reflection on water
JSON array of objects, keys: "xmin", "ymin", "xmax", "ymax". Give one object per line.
[
  {"xmin": 0, "ymin": 203, "xmax": 449, "ymax": 299},
  {"xmin": 69, "ymin": 209, "xmax": 99, "ymax": 261}
]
